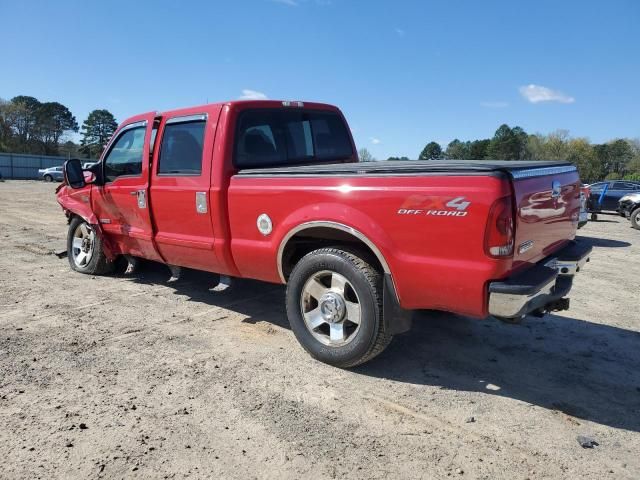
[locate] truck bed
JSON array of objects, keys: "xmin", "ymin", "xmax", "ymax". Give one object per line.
[
  {"xmin": 230, "ymin": 158, "xmax": 582, "ymax": 315},
  {"xmin": 236, "ymin": 160, "xmax": 576, "ymax": 177}
]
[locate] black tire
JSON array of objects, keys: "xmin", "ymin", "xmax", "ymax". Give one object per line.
[
  {"xmin": 591, "ymin": 213, "xmax": 598, "ymax": 221},
  {"xmin": 44, "ymin": 174, "xmax": 53, "ymax": 182},
  {"xmin": 286, "ymin": 247, "xmax": 392, "ymax": 368},
  {"xmin": 67, "ymin": 216, "xmax": 113, "ymax": 275},
  {"xmin": 631, "ymin": 207, "xmax": 640, "ymax": 230}
]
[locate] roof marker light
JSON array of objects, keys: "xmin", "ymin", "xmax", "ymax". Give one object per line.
[{"xmin": 282, "ymin": 101, "xmax": 304, "ymax": 107}]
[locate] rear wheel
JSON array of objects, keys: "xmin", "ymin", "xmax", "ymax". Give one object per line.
[
  {"xmin": 67, "ymin": 216, "xmax": 113, "ymax": 275},
  {"xmin": 631, "ymin": 207, "xmax": 640, "ymax": 230},
  {"xmin": 44, "ymin": 174, "xmax": 53, "ymax": 182},
  {"xmin": 286, "ymin": 247, "xmax": 392, "ymax": 368}
]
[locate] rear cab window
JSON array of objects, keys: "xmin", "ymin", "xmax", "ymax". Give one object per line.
[{"xmin": 234, "ymin": 109, "xmax": 353, "ymax": 169}]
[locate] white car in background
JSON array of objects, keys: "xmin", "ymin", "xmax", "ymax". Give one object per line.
[{"xmin": 38, "ymin": 166, "xmax": 64, "ymax": 182}]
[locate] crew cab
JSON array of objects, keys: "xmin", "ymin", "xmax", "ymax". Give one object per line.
[{"xmin": 58, "ymin": 100, "xmax": 591, "ymax": 367}]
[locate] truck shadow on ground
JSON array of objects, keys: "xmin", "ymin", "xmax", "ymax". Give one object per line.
[
  {"xmin": 588, "ymin": 218, "xmax": 620, "ymax": 223},
  {"xmin": 125, "ymin": 261, "xmax": 639, "ymax": 434},
  {"xmin": 577, "ymin": 235, "xmax": 631, "ymax": 248},
  {"xmin": 124, "ymin": 262, "xmax": 290, "ymax": 329},
  {"xmin": 357, "ymin": 310, "xmax": 640, "ymax": 433}
]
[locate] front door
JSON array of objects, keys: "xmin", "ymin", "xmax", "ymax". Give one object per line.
[{"xmin": 92, "ymin": 113, "xmax": 163, "ymax": 261}]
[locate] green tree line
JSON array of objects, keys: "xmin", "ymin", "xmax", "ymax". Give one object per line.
[
  {"xmin": 417, "ymin": 124, "xmax": 640, "ymax": 182},
  {"xmin": 0, "ymin": 95, "xmax": 118, "ymax": 159}
]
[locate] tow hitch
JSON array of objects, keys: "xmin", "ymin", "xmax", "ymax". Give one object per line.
[
  {"xmin": 530, "ymin": 297, "xmax": 570, "ymax": 318},
  {"xmin": 547, "ymin": 297, "xmax": 570, "ymax": 312}
]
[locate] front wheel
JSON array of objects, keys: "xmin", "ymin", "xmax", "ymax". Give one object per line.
[
  {"xmin": 286, "ymin": 247, "xmax": 392, "ymax": 368},
  {"xmin": 67, "ymin": 216, "xmax": 113, "ymax": 275},
  {"xmin": 631, "ymin": 207, "xmax": 640, "ymax": 230},
  {"xmin": 44, "ymin": 174, "xmax": 53, "ymax": 182}
]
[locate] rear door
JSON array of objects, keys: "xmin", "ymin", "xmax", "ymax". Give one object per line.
[
  {"xmin": 511, "ymin": 167, "xmax": 581, "ymax": 268},
  {"xmin": 149, "ymin": 109, "xmax": 221, "ymax": 272},
  {"xmin": 91, "ymin": 113, "xmax": 163, "ymax": 261}
]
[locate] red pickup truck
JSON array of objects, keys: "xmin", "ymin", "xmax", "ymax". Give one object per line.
[{"xmin": 58, "ymin": 100, "xmax": 591, "ymax": 367}]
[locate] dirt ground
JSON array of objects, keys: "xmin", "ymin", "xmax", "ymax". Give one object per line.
[{"xmin": 1, "ymin": 180, "xmax": 639, "ymax": 479}]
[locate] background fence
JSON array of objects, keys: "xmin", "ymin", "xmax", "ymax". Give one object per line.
[{"xmin": 0, "ymin": 153, "xmax": 95, "ymax": 180}]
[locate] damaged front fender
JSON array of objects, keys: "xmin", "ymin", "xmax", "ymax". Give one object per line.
[{"xmin": 57, "ymin": 185, "xmax": 117, "ymax": 261}]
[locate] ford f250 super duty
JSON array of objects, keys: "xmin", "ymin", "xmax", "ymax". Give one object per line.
[{"xmin": 58, "ymin": 100, "xmax": 592, "ymax": 367}]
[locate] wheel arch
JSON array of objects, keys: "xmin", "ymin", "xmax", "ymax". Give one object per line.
[
  {"xmin": 277, "ymin": 221, "xmax": 391, "ymax": 283},
  {"xmin": 59, "ymin": 197, "xmax": 116, "ymax": 260}
]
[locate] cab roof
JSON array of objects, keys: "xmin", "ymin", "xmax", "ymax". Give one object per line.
[
  {"xmin": 119, "ymin": 100, "xmax": 342, "ymax": 128},
  {"xmin": 164, "ymin": 100, "xmax": 340, "ymax": 115}
]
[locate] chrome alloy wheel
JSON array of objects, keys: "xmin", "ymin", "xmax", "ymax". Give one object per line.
[
  {"xmin": 71, "ymin": 222, "xmax": 95, "ymax": 268},
  {"xmin": 300, "ymin": 270, "xmax": 362, "ymax": 346}
]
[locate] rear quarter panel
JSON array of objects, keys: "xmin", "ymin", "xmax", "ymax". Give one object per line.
[{"xmin": 228, "ymin": 174, "xmax": 511, "ymax": 317}]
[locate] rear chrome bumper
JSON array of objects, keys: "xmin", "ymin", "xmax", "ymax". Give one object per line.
[{"xmin": 488, "ymin": 240, "xmax": 592, "ymax": 319}]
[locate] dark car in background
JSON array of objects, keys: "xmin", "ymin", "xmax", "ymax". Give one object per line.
[{"xmin": 587, "ymin": 180, "xmax": 640, "ymax": 218}]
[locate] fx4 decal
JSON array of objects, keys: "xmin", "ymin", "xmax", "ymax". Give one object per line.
[{"xmin": 397, "ymin": 195, "xmax": 471, "ymax": 217}]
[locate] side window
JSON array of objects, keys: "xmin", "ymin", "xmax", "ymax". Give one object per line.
[
  {"xmin": 589, "ymin": 182, "xmax": 605, "ymax": 193},
  {"xmin": 615, "ymin": 182, "xmax": 640, "ymax": 191},
  {"xmin": 104, "ymin": 126, "xmax": 145, "ymax": 182},
  {"xmin": 158, "ymin": 120, "xmax": 206, "ymax": 175}
]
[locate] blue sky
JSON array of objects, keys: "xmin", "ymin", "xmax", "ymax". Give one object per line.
[{"xmin": 1, "ymin": 0, "xmax": 638, "ymax": 158}]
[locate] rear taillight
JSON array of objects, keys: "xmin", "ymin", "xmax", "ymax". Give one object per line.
[{"xmin": 484, "ymin": 195, "xmax": 514, "ymax": 258}]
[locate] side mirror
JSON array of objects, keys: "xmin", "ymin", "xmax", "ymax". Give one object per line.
[{"xmin": 64, "ymin": 159, "xmax": 86, "ymax": 189}]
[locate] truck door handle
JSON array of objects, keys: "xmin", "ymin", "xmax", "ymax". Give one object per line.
[
  {"xmin": 196, "ymin": 192, "xmax": 207, "ymax": 214},
  {"xmin": 130, "ymin": 190, "xmax": 146, "ymax": 209}
]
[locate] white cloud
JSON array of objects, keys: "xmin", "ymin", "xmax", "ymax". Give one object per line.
[
  {"xmin": 370, "ymin": 137, "xmax": 381, "ymax": 145},
  {"xmin": 271, "ymin": 0, "xmax": 298, "ymax": 5},
  {"xmin": 480, "ymin": 101, "xmax": 509, "ymax": 108},
  {"xmin": 519, "ymin": 84, "xmax": 575, "ymax": 104},
  {"xmin": 239, "ymin": 89, "xmax": 268, "ymax": 100},
  {"xmin": 395, "ymin": 28, "xmax": 405, "ymax": 37}
]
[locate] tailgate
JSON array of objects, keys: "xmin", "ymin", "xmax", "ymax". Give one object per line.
[{"xmin": 510, "ymin": 166, "xmax": 581, "ymax": 266}]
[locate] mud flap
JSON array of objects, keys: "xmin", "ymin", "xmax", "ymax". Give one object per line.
[{"xmin": 383, "ymin": 274, "xmax": 413, "ymax": 335}]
